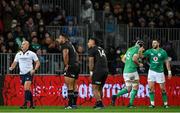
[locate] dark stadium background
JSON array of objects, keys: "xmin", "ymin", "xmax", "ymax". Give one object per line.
[{"xmin": 0, "ymin": 0, "xmax": 180, "ymax": 107}]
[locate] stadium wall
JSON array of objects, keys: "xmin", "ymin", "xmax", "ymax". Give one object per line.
[{"xmin": 2, "ymin": 75, "xmax": 180, "ymax": 106}]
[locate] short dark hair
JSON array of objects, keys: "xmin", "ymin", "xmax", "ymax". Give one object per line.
[
  {"xmin": 89, "ymin": 38, "xmax": 97, "ymax": 44},
  {"xmin": 60, "ymin": 33, "xmax": 69, "ymax": 40},
  {"xmin": 152, "ymin": 38, "xmax": 160, "ymax": 43}
]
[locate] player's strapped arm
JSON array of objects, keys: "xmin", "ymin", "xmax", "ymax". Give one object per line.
[
  {"xmin": 138, "ymin": 50, "xmax": 144, "ymax": 58},
  {"xmin": 121, "ymin": 54, "xmax": 126, "ymax": 63},
  {"xmin": 133, "ymin": 54, "xmax": 143, "ymax": 67},
  {"xmin": 138, "ymin": 47, "xmax": 145, "ymax": 58},
  {"xmin": 89, "ymin": 57, "xmax": 94, "ymax": 76},
  {"xmin": 63, "ymin": 49, "xmax": 69, "ymax": 69},
  {"xmin": 165, "ymin": 58, "xmax": 172, "ymax": 79}
]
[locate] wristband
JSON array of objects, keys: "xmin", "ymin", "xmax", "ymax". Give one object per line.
[
  {"xmin": 168, "ymin": 70, "xmax": 172, "ymax": 75},
  {"xmin": 90, "ymin": 71, "xmax": 93, "ymax": 76},
  {"xmin": 9, "ymin": 67, "xmax": 13, "ymax": 71}
]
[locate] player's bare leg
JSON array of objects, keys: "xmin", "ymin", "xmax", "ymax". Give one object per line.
[
  {"xmin": 99, "ymin": 84, "xmax": 104, "ymax": 100},
  {"xmin": 159, "ymin": 83, "xmax": 169, "ymax": 108},
  {"xmin": 148, "ymin": 81, "xmax": 155, "ymax": 108},
  {"xmin": 92, "ymin": 84, "xmax": 104, "ymax": 109},
  {"xmin": 92, "ymin": 84, "xmax": 101, "ymax": 101},
  {"xmin": 64, "ymin": 76, "xmax": 75, "ymax": 109}
]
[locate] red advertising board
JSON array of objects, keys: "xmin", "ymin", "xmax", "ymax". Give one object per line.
[{"xmin": 3, "ymin": 75, "xmax": 180, "ymax": 106}]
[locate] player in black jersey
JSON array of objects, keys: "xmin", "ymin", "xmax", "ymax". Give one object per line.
[
  {"xmin": 88, "ymin": 38, "xmax": 109, "ymax": 109},
  {"xmin": 56, "ymin": 33, "xmax": 80, "ymax": 109}
]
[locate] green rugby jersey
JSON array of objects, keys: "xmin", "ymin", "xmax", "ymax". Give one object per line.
[
  {"xmin": 143, "ymin": 48, "xmax": 168, "ymax": 73},
  {"xmin": 123, "ymin": 46, "xmax": 139, "ymax": 73}
]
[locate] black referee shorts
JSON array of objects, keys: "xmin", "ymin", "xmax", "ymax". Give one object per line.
[{"xmin": 20, "ymin": 72, "xmax": 33, "ymax": 85}]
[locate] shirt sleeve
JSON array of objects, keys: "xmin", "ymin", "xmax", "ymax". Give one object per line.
[
  {"xmin": 88, "ymin": 48, "xmax": 95, "ymax": 57},
  {"xmin": 134, "ymin": 47, "xmax": 139, "ymax": 54},
  {"xmin": 61, "ymin": 44, "xmax": 69, "ymax": 50},
  {"xmin": 32, "ymin": 52, "xmax": 39, "ymax": 61},
  {"xmin": 143, "ymin": 50, "xmax": 150, "ymax": 58},
  {"xmin": 14, "ymin": 53, "xmax": 19, "ymax": 62}
]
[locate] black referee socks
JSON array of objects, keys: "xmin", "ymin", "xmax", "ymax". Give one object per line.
[
  {"xmin": 24, "ymin": 90, "xmax": 33, "ymax": 106},
  {"xmin": 24, "ymin": 90, "xmax": 28, "ymax": 105},
  {"xmin": 29, "ymin": 91, "xmax": 33, "ymax": 106}
]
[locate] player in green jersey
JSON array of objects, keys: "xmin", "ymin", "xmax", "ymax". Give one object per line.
[
  {"xmin": 111, "ymin": 40, "xmax": 144, "ymax": 108},
  {"xmin": 141, "ymin": 39, "xmax": 172, "ymax": 108}
]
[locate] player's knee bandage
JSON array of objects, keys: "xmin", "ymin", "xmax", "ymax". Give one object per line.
[
  {"xmin": 132, "ymin": 81, "xmax": 139, "ymax": 87},
  {"xmin": 125, "ymin": 81, "xmax": 132, "ymax": 87}
]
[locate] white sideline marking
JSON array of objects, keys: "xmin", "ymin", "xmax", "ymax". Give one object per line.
[{"xmin": 0, "ymin": 112, "xmax": 179, "ymax": 113}]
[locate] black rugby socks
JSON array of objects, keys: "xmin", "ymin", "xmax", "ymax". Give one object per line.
[{"xmin": 68, "ymin": 90, "xmax": 74, "ymax": 106}]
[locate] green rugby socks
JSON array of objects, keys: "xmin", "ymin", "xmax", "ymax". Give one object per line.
[
  {"xmin": 116, "ymin": 88, "xmax": 128, "ymax": 97},
  {"xmin": 129, "ymin": 89, "xmax": 137, "ymax": 105}
]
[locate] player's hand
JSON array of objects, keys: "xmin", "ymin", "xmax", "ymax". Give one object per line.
[
  {"xmin": 9, "ymin": 67, "xmax": 13, "ymax": 71},
  {"xmin": 90, "ymin": 71, "xmax": 93, "ymax": 76},
  {"xmin": 30, "ymin": 69, "xmax": 35, "ymax": 75},
  {"xmin": 139, "ymin": 63, "xmax": 143, "ymax": 67},
  {"xmin": 89, "ymin": 71, "xmax": 93, "ymax": 79},
  {"xmin": 168, "ymin": 74, "xmax": 172, "ymax": 79},
  {"xmin": 168, "ymin": 70, "xmax": 172, "ymax": 79}
]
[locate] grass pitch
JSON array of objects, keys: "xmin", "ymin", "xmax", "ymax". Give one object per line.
[{"xmin": 0, "ymin": 106, "xmax": 179, "ymax": 113}]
